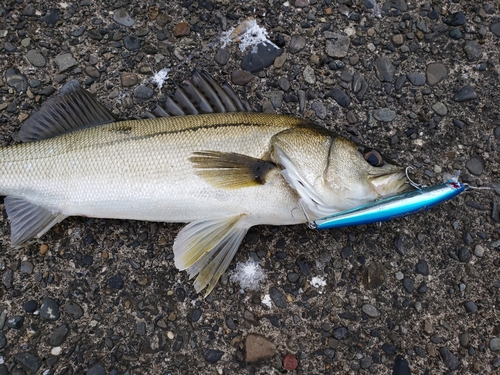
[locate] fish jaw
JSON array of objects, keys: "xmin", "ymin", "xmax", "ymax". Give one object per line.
[{"xmin": 369, "ymin": 169, "xmax": 412, "ymax": 197}]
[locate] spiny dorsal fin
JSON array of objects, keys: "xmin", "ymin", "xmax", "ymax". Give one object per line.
[
  {"xmin": 19, "ymin": 80, "xmax": 119, "ymax": 142},
  {"xmin": 173, "ymin": 215, "xmax": 250, "ymax": 296},
  {"xmin": 5, "ymin": 196, "xmax": 66, "ymax": 247},
  {"xmin": 150, "ymin": 69, "xmax": 252, "ymax": 118},
  {"xmin": 190, "ymin": 151, "xmax": 276, "ymax": 189}
]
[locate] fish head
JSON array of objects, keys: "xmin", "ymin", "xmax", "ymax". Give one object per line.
[{"xmin": 272, "ymin": 125, "xmax": 411, "ymax": 218}]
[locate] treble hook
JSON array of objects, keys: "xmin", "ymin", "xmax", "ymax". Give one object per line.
[
  {"xmin": 298, "ymin": 200, "xmax": 317, "ymax": 229},
  {"xmin": 405, "ymin": 166, "xmax": 427, "ymax": 190}
]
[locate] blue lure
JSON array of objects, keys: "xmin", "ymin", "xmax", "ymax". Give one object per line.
[{"xmin": 313, "ymin": 180, "xmax": 466, "ymax": 230}]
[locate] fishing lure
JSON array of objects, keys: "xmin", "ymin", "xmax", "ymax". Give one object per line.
[{"xmin": 313, "ymin": 169, "xmax": 467, "ymax": 230}]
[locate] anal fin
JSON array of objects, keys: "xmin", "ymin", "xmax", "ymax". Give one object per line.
[
  {"xmin": 174, "ymin": 215, "xmax": 250, "ymax": 296},
  {"xmin": 190, "ymin": 151, "xmax": 276, "ymax": 189},
  {"xmin": 5, "ymin": 197, "xmax": 66, "ymax": 248}
]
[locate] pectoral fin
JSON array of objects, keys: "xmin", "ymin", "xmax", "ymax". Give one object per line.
[
  {"xmin": 174, "ymin": 215, "xmax": 250, "ymax": 296},
  {"xmin": 190, "ymin": 151, "xmax": 276, "ymax": 189},
  {"xmin": 5, "ymin": 197, "xmax": 66, "ymax": 248}
]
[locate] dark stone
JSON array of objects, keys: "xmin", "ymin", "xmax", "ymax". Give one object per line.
[
  {"xmin": 269, "ymin": 286, "xmax": 287, "ymax": 308},
  {"xmin": 214, "ymin": 48, "xmax": 230, "ymax": 65},
  {"xmin": 341, "ymin": 245, "xmax": 352, "ymax": 259},
  {"xmin": 123, "ymin": 35, "xmax": 141, "ymax": 51},
  {"xmin": 231, "ymin": 70, "xmax": 253, "ymax": 86},
  {"xmin": 5, "ymin": 68, "xmax": 28, "ymax": 93},
  {"xmin": 296, "ymin": 256, "xmax": 309, "ymax": 276},
  {"xmin": 362, "ymin": 263, "xmax": 386, "ymax": 289},
  {"xmin": 137, "ymin": 321, "xmax": 146, "ymax": 336},
  {"xmin": 333, "ymin": 326, "xmax": 347, "ymax": 340},
  {"xmin": 491, "ymin": 23, "xmax": 500, "ymax": 38},
  {"xmin": 326, "ymin": 87, "xmax": 351, "ymax": 107},
  {"xmin": 443, "ymin": 12, "xmax": 466, "ymax": 26},
  {"xmin": 394, "ymin": 235, "xmax": 405, "ymax": 255},
  {"xmin": 465, "ymin": 156, "xmax": 484, "ymax": 176},
  {"xmin": 464, "ymin": 41, "xmax": 482, "ymax": 62},
  {"xmin": 23, "ymin": 300, "xmax": 38, "ymax": 313},
  {"xmin": 64, "ymin": 301, "xmax": 84, "ymax": 319},
  {"xmin": 133, "ymin": 85, "xmax": 154, "ymax": 99},
  {"xmin": 108, "ymin": 274, "xmax": 125, "ymax": 290},
  {"xmin": 204, "ymin": 349, "xmax": 224, "ymax": 364},
  {"xmin": 287, "ymin": 272, "xmax": 299, "ymax": 283},
  {"xmin": 374, "ymin": 57, "xmax": 395, "ymax": 82},
  {"xmin": 289, "ymin": 35, "xmax": 306, "ymax": 53},
  {"xmin": 241, "ymin": 42, "xmax": 283, "ymax": 73},
  {"xmin": 439, "ymin": 347, "xmax": 461, "ymax": 370},
  {"xmin": 191, "ymin": 308, "xmax": 202, "ymax": 323},
  {"xmin": 415, "ymin": 259, "xmax": 429, "ymax": 276},
  {"xmin": 464, "ymin": 301, "xmax": 478, "ymax": 313},
  {"xmin": 87, "ymin": 29, "xmax": 103, "ymax": 41},
  {"xmin": 15, "ymin": 352, "xmax": 41, "ymax": 373},
  {"xmin": 0, "ymin": 333, "xmax": 6, "ymax": 349},
  {"xmin": 382, "ymin": 343, "xmax": 396, "ymax": 355},
  {"xmin": 41, "ymin": 9, "xmax": 59, "ymax": 26},
  {"xmin": 402, "ymin": 277, "xmax": 414, "ymax": 293},
  {"xmin": 395, "ymin": 75, "xmax": 406, "ymax": 91},
  {"xmin": 40, "ymin": 298, "xmax": 60, "ymax": 320},
  {"xmin": 449, "ymin": 27, "xmax": 462, "ymax": 40},
  {"xmin": 392, "ymin": 355, "xmax": 411, "ymax": 375},
  {"xmin": 453, "ymin": 119, "xmax": 465, "ymax": 129},
  {"xmin": 6, "ymin": 316, "xmax": 24, "ymax": 329},
  {"xmin": 87, "ymin": 364, "xmax": 106, "ymax": 375},
  {"xmin": 49, "ymin": 324, "xmax": 69, "ymax": 346},
  {"xmin": 457, "ymin": 247, "xmax": 472, "ymax": 263},
  {"xmin": 494, "ymin": 126, "xmax": 500, "ymax": 139},
  {"xmin": 407, "ymin": 72, "xmax": 425, "ymax": 86},
  {"xmin": 453, "ymin": 85, "xmax": 477, "ymax": 102}
]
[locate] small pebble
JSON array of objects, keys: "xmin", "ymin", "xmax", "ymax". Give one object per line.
[
  {"xmin": 432, "ymin": 102, "xmax": 447, "ymax": 116},
  {"xmin": 172, "ymin": 22, "xmax": 190, "ymax": 37},
  {"xmin": 204, "ymin": 349, "xmax": 223, "ymax": 364},
  {"xmin": 362, "ymin": 304, "xmax": 380, "ymax": 318},
  {"xmin": 453, "ymin": 85, "xmax": 477, "ymax": 102},
  {"xmin": 26, "ymin": 49, "xmax": 46, "ymax": 67},
  {"xmin": 465, "ymin": 156, "xmax": 484, "ymax": 176},
  {"xmin": 407, "ymin": 72, "xmax": 425, "ymax": 86},
  {"xmin": 15, "ymin": 352, "xmax": 41, "ymax": 373},
  {"xmin": 490, "ymin": 337, "xmax": 500, "ymax": 351},
  {"xmin": 54, "ymin": 53, "xmax": 78, "ymax": 73},
  {"xmin": 282, "ymin": 354, "xmax": 298, "ymax": 370},
  {"xmin": 289, "ymin": 35, "xmax": 306, "ymax": 54},
  {"xmin": 40, "ymin": 298, "xmax": 60, "ymax": 320},
  {"xmin": 415, "ymin": 259, "xmax": 429, "ymax": 276},
  {"xmin": 133, "ymin": 85, "xmax": 154, "ymax": 99},
  {"xmin": 374, "ymin": 108, "xmax": 396, "ymax": 122},
  {"xmin": 464, "ymin": 301, "xmax": 478, "ymax": 313},
  {"xmin": 113, "ymin": 9, "xmax": 135, "ymax": 27},
  {"xmin": 474, "ymin": 245, "xmax": 485, "ymax": 257}
]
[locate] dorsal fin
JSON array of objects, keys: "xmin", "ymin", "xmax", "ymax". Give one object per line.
[
  {"xmin": 149, "ymin": 69, "xmax": 252, "ymax": 118},
  {"xmin": 19, "ymin": 80, "xmax": 119, "ymax": 142}
]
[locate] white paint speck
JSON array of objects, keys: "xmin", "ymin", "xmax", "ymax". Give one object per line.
[
  {"xmin": 221, "ymin": 19, "xmax": 278, "ymax": 52},
  {"xmin": 150, "ymin": 68, "xmax": 170, "ymax": 90},
  {"xmin": 262, "ymin": 294, "xmax": 272, "ymax": 308},
  {"xmin": 230, "ymin": 258, "xmax": 266, "ymax": 291},
  {"xmin": 311, "ymin": 276, "xmax": 327, "ymax": 289}
]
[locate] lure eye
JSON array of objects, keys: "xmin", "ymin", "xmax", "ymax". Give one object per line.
[{"xmin": 364, "ymin": 149, "xmax": 384, "ymax": 167}]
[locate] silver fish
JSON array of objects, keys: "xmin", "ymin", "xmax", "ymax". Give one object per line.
[{"xmin": 0, "ymin": 70, "xmax": 409, "ymax": 295}]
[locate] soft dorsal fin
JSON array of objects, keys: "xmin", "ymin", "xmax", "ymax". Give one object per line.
[
  {"xmin": 19, "ymin": 80, "xmax": 119, "ymax": 142},
  {"xmin": 149, "ymin": 69, "xmax": 252, "ymax": 118}
]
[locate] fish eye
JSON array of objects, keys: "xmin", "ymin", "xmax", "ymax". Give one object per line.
[{"xmin": 364, "ymin": 149, "xmax": 384, "ymax": 167}]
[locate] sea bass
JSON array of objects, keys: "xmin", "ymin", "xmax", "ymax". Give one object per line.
[{"xmin": 0, "ymin": 70, "xmax": 409, "ymax": 295}]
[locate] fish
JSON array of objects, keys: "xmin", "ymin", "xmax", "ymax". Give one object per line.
[{"xmin": 0, "ymin": 70, "xmax": 410, "ymax": 295}]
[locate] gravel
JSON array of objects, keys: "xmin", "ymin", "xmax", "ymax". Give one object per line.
[{"xmin": 0, "ymin": 1, "xmax": 498, "ymax": 373}]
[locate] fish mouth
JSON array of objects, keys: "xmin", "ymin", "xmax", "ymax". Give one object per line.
[{"xmin": 369, "ymin": 169, "xmax": 412, "ymax": 197}]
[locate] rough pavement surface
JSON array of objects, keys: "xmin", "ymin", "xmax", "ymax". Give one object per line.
[{"xmin": 1, "ymin": 1, "xmax": 500, "ymax": 374}]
